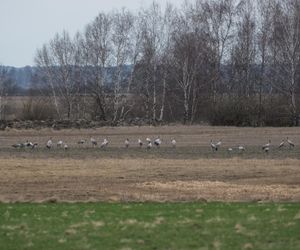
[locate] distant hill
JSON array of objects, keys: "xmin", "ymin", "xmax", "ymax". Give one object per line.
[
  {"xmin": 0, "ymin": 65, "xmax": 36, "ymax": 89},
  {"xmin": 0, "ymin": 65, "xmax": 133, "ymax": 90}
]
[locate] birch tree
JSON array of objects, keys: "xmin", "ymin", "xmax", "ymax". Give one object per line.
[
  {"xmin": 83, "ymin": 13, "xmax": 112, "ymax": 121},
  {"xmin": 110, "ymin": 9, "xmax": 134, "ymax": 123},
  {"xmin": 257, "ymin": 0, "xmax": 272, "ymax": 125},
  {"xmin": 35, "ymin": 45, "xmax": 61, "ymax": 119},
  {"xmin": 201, "ymin": 0, "xmax": 235, "ymax": 109},
  {"xmin": 35, "ymin": 31, "xmax": 81, "ymax": 119},
  {"xmin": 136, "ymin": 2, "xmax": 166, "ymax": 123},
  {"xmin": 230, "ymin": 0, "xmax": 257, "ymax": 97},
  {"xmin": 170, "ymin": 8, "xmax": 210, "ymax": 124},
  {"xmin": 133, "ymin": 2, "xmax": 175, "ymax": 123},
  {"xmin": 269, "ymin": 0, "xmax": 300, "ymax": 125}
]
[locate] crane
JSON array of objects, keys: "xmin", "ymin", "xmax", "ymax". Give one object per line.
[
  {"xmin": 46, "ymin": 138, "xmax": 53, "ymax": 149},
  {"xmin": 154, "ymin": 137, "xmax": 162, "ymax": 147},
  {"xmin": 171, "ymin": 139, "xmax": 176, "ymax": 148},
  {"xmin": 101, "ymin": 138, "xmax": 109, "ymax": 148},
  {"xmin": 278, "ymin": 139, "xmax": 285, "ymax": 149},
  {"xmin": 210, "ymin": 140, "xmax": 217, "ymax": 151},
  {"xmin": 138, "ymin": 138, "xmax": 143, "ymax": 148},
  {"xmin": 57, "ymin": 140, "xmax": 63, "ymax": 147},
  {"xmin": 90, "ymin": 137, "xmax": 97, "ymax": 147},
  {"xmin": 287, "ymin": 137, "xmax": 295, "ymax": 149},
  {"xmin": 262, "ymin": 140, "xmax": 271, "ymax": 150}
]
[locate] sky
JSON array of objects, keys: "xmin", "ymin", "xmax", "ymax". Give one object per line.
[{"xmin": 0, "ymin": 0, "xmax": 183, "ymax": 67}]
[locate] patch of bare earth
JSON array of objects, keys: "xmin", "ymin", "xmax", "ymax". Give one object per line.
[{"xmin": 0, "ymin": 157, "xmax": 299, "ymax": 202}]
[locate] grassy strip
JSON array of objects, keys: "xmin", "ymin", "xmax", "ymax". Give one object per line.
[
  {"xmin": 1, "ymin": 146, "xmax": 300, "ymax": 160},
  {"xmin": 0, "ymin": 203, "xmax": 300, "ymax": 249}
]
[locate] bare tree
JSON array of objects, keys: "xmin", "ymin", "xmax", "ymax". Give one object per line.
[
  {"xmin": 230, "ymin": 0, "xmax": 257, "ymax": 97},
  {"xmin": 132, "ymin": 2, "xmax": 177, "ymax": 123},
  {"xmin": 0, "ymin": 66, "xmax": 18, "ymax": 120},
  {"xmin": 201, "ymin": 0, "xmax": 235, "ymax": 110},
  {"xmin": 30, "ymin": 0, "xmax": 300, "ymax": 126},
  {"xmin": 110, "ymin": 9, "xmax": 135, "ymax": 123},
  {"xmin": 269, "ymin": 0, "xmax": 300, "ymax": 125},
  {"xmin": 118, "ymin": 11, "xmax": 143, "ymax": 121},
  {"xmin": 257, "ymin": 0, "xmax": 272, "ymax": 125},
  {"xmin": 35, "ymin": 31, "xmax": 82, "ymax": 119},
  {"xmin": 169, "ymin": 7, "xmax": 210, "ymax": 124},
  {"xmin": 135, "ymin": 2, "xmax": 166, "ymax": 123},
  {"xmin": 35, "ymin": 45, "xmax": 61, "ymax": 119},
  {"xmin": 83, "ymin": 12, "xmax": 112, "ymax": 121},
  {"xmin": 158, "ymin": 3, "xmax": 176, "ymax": 121}
]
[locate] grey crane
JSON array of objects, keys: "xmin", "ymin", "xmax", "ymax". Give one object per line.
[
  {"xmin": 210, "ymin": 140, "xmax": 217, "ymax": 151},
  {"xmin": 287, "ymin": 137, "xmax": 295, "ymax": 149}
]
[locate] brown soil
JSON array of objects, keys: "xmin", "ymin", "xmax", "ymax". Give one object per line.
[
  {"xmin": 1, "ymin": 125, "xmax": 300, "ymax": 148},
  {"xmin": 0, "ymin": 157, "xmax": 299, "ymax": 203},
  {"xmin": 1, "ymin": 126, "xmax": 300, "ymax": 203}
]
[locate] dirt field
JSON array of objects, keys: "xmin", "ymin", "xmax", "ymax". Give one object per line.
[
  {"xmin": 1, "ymin": 125, "xmax": 300, "ymax": 147},
  {"xmin": 0, "ymin": 126, "xmax": 300, "ymax": 202}
]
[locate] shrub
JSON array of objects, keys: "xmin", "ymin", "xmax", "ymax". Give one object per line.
[{"xmin": 21, "ymin": 97, "xmax": 55, "ymax": 120}]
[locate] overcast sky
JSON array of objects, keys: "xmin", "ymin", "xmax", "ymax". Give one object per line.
[{"xmin": 0, "ymin": 0, "xmax": 183, "ymax": 67}]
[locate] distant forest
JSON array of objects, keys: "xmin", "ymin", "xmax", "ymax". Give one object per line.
[{"xmin": 1, "ymin": 0, "xmax": 300, "ymax": 126}]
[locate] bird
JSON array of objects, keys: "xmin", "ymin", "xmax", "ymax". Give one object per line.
[
  {"xmin": 210, "ymin": 140, "xmax": 217, "ymax": 151},
  {"xmin": 216, "ymin": 140, "xmax": 222, "ymax": 149},
  {"xmin": 77, "ymin": 139, "xmax": 86, "ymax": 145},
  {"xmin": 57, "ymin": 140, "xmax": 63, "ymax": 147},
  {"xmin": 100, "ymin": 138, "xmax": 109, "ymax": 148},
  {"xmin": 64, "ymin": 144, "xmax": 68, "ymax": 150},
  {"xmin": 146, "ymin": 137, "xmax": 151, "ymax": 143},
  {"xmin": 147, "ymin": 142, "xmax": 152, "ymax": 149},
  {"xmin": 138, "ymin": 138, "xmax": 143, "ymax": 148},
  {"xmin": 264, "ymin": 147, "xmax": 270, "ymax": 153},
  {"xmin": 171, "ymin": 139, "xmax": 176, "ymax": 148},
  {"xmin": 46, "ymin": 138, "xmax": 53, "ymax": 149},
  {"xmin": 287, "ymin": 137, "xmax": 295, "ymax": 149},
  {"xmin": 23, "ymin": 140, "xmax": 33, "ymax": 148},
  {"xmin": 125, "ymin": 138, "xmax": 130, "ymax": 148},
  {"xmin": 227, "ymin": 147, "xmax": 233, "ymax": 153},
  {"xmin": 90, "ymin": 137, "xmax": 97, "ymax": 147},
  {"xmin": 262, "ymin": 140, "xmax": 271, "ymax": 150},
  {"xmin": 238, "ymin": 145, "xmax": 245, "ymax": 152},
  {"xmin": 278, "ymin": 139, "xmax": 285, "ymax": 149},
  {"xmin": 31, "ymin": 143, "xmax": 38, "ymax": 149},
  {"xmin": 12, "ymin": 143, "xmax": 22, "ymax": 149},
  {"xmin": 154, "ymin": 137, "xmax": 162, "ymax": 147}
]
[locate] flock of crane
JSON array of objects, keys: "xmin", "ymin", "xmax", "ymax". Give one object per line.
[
  {"xmin": 11, "ymin": 137, "xmax": 169, "ymax": 150},
  {"xmin": 210, "ymin": 137, "xmax": 295, "ymax": 153},
  {"xmin": 11, "ymin": 136, "xmax": 295, "ymax": 153}
]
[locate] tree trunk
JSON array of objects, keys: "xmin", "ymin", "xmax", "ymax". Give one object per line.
[
  {"xmin": 152, "ymin": 64, "xmax": 157, "ymax": 123},
  {"xmin": 0, "ymin": 95, "xmax": 2, "ymax": 120},
  {"xmin": 291, "ymin": 90, "xmax": 298, "ymax": 126},
  {"xmin": 258, "ymin": 48, "xmax": 265, "ymax": 127},
  {"xmin": 67, "ymin": 101, "xmax": 71, "ymax": 119},
  {"xmin": 48, "ymin": 76, "xmax": 61, "ymax": 120},
  {"xmin": 96, "ymin": 95, "xmax": 106, "ymax": 121},
  {"xmin": 183, "ymin": 89, "xmax": 189, "ymax": 124},
  {"xmin": 159, "ymin": 72, "xmax": 167, "ymax": 121}
]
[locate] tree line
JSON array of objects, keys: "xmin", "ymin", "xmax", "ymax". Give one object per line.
[{"xmin": 2, "ymin": 0, "xmax": 300, "ymax": 126}]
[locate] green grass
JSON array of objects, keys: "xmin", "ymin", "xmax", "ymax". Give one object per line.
[
  {"xmin": 1, "ymin": 146, "xmax": 300, "ymax": 160},
  {"xmin": 1, "ymin": 203, "xmax": 300, "ymax": 250}
]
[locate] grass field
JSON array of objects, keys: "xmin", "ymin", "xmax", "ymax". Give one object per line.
[
  {"xmin": 0, "ymin": 126, "xmax": 300, "ymax": 249},
  {"xmin": 1, "ymin": 203, "xmax": 300, "ymax": 250}
]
